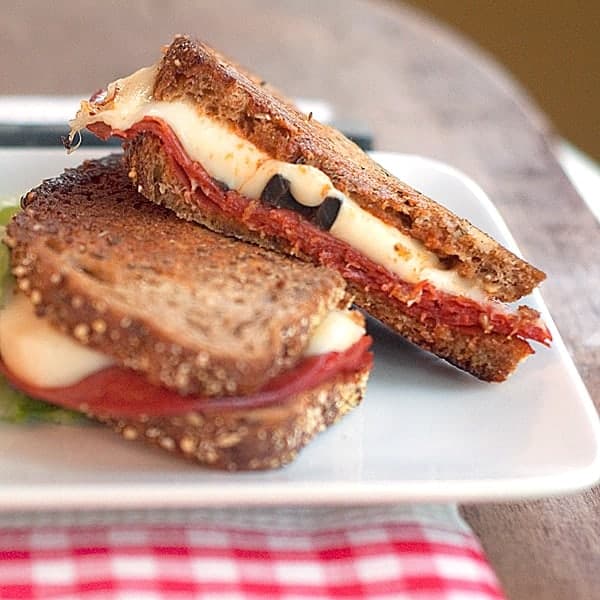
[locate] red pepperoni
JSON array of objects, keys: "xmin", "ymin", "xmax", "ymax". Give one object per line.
[
  {"xmin": 96, "ymin": 117, "xmax": 551, "ymax": 346},
  {"xmin": 0, "ymin": 337, "xmax": 372, "ymax": 418}
]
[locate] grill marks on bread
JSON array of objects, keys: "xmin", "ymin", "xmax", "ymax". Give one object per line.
[
  {"xmin": 7, "ymin": 155, "xmax": 348, "ymax": 396},
  {"xmin": 154, "ymin": 35, "xmax": 544, "ymax": 301}
]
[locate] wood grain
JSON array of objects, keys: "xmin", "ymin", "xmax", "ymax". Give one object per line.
[{"xmin": 2, "ymin": 0, "xmax": 599, "ymax": 597}]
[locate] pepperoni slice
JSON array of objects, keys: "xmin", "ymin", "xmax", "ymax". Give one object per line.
[
  {"xmin": 0, "ymin": 337, "xmax": 372, "ymax": 418},
  {"xmin": 92, "ymin": 117, "xmax": 551, "ymax": 346}
]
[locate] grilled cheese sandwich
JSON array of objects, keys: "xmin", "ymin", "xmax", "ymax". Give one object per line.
[
  {"xmin": 68, "ymin": 36, "xmax": 551, "ymax": 382},
  {"xmin": 70, "ymin": 64, "xmax": 487, "ymax": 301}
]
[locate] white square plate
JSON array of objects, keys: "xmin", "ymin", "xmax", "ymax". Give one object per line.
[{"xmin": 0, "ymin": 148, "xmax": 598, "ymax": 510}]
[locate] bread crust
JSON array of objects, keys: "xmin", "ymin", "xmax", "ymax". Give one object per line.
[
  {"xmin": 152, "ymin": 35, "xmax": 545, "ymax": 302},
  {"xmin": 98, "ymin": 367, "xmax": 369, "ymax": 470},
  {"xmin": 6, "ymin": 155, "xmax": 350, "ymax": 396},
  {"xmin": 125, "ymin": 134, "xmax": 532, "ymax": 381},
  {"xmin": 352, "ymin": 287, "xmax": 531, "ymax": 382},
  {"xmin": 125, "ymin": 134, "xmax": 532, "ymax": 382}
]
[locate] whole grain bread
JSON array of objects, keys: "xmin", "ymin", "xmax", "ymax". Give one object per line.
[
  {"xmin": 150, "ymin": 35, "xmax": 544, "ymax": 302},
  {"xmin": 100, "ymin": 367, "xmax": 369, "ymax": 470},
  {"xmin": 6, "ymin": 155, "xmax": 350, "ymax": 396},
  {"xmin": 126, "ymin": 133, "xmax": 532, "ymax": 381}
]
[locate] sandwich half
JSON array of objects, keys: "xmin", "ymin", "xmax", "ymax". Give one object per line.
[
  {"xmin": 0, "ymin": 156, "xmax": 372, "ymax": 470},
  {"xmin": 68, "ymin": 36, "xmax": 551, "ymax": 382}
]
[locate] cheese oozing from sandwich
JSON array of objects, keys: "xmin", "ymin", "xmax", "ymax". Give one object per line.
[
  {"xmin": 0, "ymin": 293, "xmax": 114, "ymax": 387},
  {"xmin": 304, "ymin": 309, "xmax": 366, "ymax": 357},
  {"xmin": 0, "ymin": 294, "xmax": 365, "ymax": 389},
  {"xmin": 70, "ymin": 64, "xmax": 488, "ymax": 302}
]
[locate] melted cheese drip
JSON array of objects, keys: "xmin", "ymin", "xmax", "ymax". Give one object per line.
[
  {"xmin": 0, "ymin": 294, "xmax": 113, "ymax": 387},
  {"xmin": 70, "ymin": 64, "xmax": 484, "ymax": 301},
  {"xmin": 304, "ymin": 310, "xmax": 366, "ymax": 357},
  {"xmin": 0, "ymin": 295, "xmax": 364, "ymax": 389}
]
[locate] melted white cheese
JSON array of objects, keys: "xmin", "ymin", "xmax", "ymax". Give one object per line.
[
  {"xmin": 0, "ymin": 294, "xmax": 113, "ymax": 387},
  {"xmin": 0, "ymin": 295, "xmax": 363, "ymax": 389},
  {"xmin": 70, "ymin": 64, "xmax": 484, "ymax": 300},
  {"xmin": 304, "ymin": 310, "xmax": 365, "ymax": 357},
  {"xmin": 72, "ymin": 66, "xmax": 339, "ymax": 207}
]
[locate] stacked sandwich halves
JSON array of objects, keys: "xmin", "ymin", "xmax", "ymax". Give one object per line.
[
  {"xmin": 69, "ymin": 36, "xmax": 551, "ymax": 383},
  {"xmin": 1, "ymin": 36, "xmax": 550, "ymax": 470}
]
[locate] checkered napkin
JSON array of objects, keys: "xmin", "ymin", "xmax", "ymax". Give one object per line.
[{"xmin": 0, "ymin": 506, "xmax": 504, "ymax": 599}]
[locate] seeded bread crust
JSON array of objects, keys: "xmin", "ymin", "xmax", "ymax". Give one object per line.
[
  {"xmin": 5, "ymin": 155, "xmax": 350, "ymax": 396},
  {"xmin": 99, "ymin": 367, "xmax": 368, "ymax": 471},
  {"xmin": 126, "ymin": 134, "xmax": 532, "ymax": 381},
  {"xmin": 353, "ymin": 287, "xmax": 531, "ymax": 382},
  {"xmin": 150, "ymin": 35, "xmax": 545, "ymax": 302}
]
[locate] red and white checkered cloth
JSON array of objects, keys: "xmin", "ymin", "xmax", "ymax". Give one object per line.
[{"xmin": 0, "ymin": 507, "xmax": 504, "ymax": 599}]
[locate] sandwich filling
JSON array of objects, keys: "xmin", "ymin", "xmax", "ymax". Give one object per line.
[
  {"xmin": 0, "ymin": 292, "xmax": 369, "ymax": 415},
  {"xmin": 69, "ymin": 64, "xmax": 483, "ymax": 300},
  {"xmin": 69, "ymin": 65, "xmax": 551, "ymax": 348}
]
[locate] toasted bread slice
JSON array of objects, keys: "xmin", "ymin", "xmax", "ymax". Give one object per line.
[
  {"xmin": 0, "ymin": 347, "xmax": 369, "ymax": 470},
  {"xmin": 149, "ymin": 35, "xmax": 544, "ymax": 302},
  {"xmin": 99, "ymin": 368, "xmax": 368, "ymax": 470},
  {"xmin": 6, "ymin": 155, "xmax": 349, "ymax": 397},
  {"xmin": 68, "ymin": 36, "xmax": 548, "ymax": 382},
  {"xmin": 125, "ymin": 133, "xmax": 533, "ymax": 381}
]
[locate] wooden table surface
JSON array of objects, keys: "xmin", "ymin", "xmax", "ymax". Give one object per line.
[{"xmin": 3, "ymin": 0, "xmax": 600, "ymax": 597}]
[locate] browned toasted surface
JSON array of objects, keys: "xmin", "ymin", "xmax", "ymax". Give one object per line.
[
  {"xmin": 126, "ymin": 134, "xmax": 531, "ymax": 381},
  {"xmin": 5, "ymin": 155, "xmax": 349, "ymax": 396},
  {"xmin": 101, "ymin": 367, "xmax": 368, "ymax": 470},
  {"xmin": 151, "ymin": 35, "xmax": 545, "ymax": 302},
  {"xmin": 352, "ymin": 287, "xmax": 531, "ymax": 382}
]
